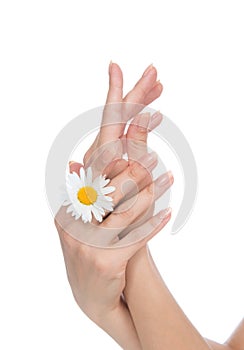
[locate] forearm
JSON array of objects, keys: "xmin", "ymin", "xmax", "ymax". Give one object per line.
[
  {"xmin": 225, "ymin": 318, "xmax": 244, "ymax": 350},
  {"xmin": 124, "ymin": 245, "xmax": 212, "ymax": 350},
  {"xmin": 206, "ymin": 339, "xmax": 232, "ymax": 350},
  {"xmin": 96, "ymin": 300, "xmax": 142, "ymax": 350}
]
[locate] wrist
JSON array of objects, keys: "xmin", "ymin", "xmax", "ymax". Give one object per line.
[
  {"xmin": 93, "ymin": 304, "xmax": 120, "ymax": 329},
  {"xmin": 95, "ymin": 301, "xmax": 142, "ymax": 350},
  {"xmin": 124, "ymin": 245, "xmax": 152, "ymax": 302}
]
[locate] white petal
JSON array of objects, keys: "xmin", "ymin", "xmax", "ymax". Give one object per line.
[
  {"xmin": 99, "ymin": 176, "xmax": 110, "ymax": 187},
  {"xmin": 86, "ymin": 167, "xmax": 93, "ymax": 186},
  {"xmin": 103, "ymin": 195, "xmax": 113, "ymax": 202},
  {"xmin": 92, "ymin": 176, "xmax": 101, "ymax": 191},
  {"xmin": 72, "ymin": 202, "xmax": 84, "ymax": 216},
  {"xmin": 93, "ymin": 202, "xmax": 105, "ymax": 215},
  {"xmin": 75, "ymin": 213, "xmax": 81, "ymax": 220},
  {"xmin": 66, "ymin": 205, "xmax": 74, "ymax": 213},
  {"xmin": 96, "ymin": 198, "xmax": 114, "ymax": 211},
  {"xmin": 69, "ymin": 172, "xmax": 82, "ymax": 187},
  {"xmin": 80, "ymin": 205, "xmax": 92, "ymax": 223},
  {"xmin": 67, "ymin": 183, "xmax": 80, "ymax": 192},
  {"xmin": 101, "ymin": 186, "xmax": 116, "ymax": 195},
  {"xmin": 92, "ymin": 185, "xmax": 103, "ymax": 196},
  {"xmin": 79, "ymin": 167, "xmax": 86, "ymax": 182},
  {"xmin": 91, "ymin": 206, "xmax": 103, "ymax": 222}
]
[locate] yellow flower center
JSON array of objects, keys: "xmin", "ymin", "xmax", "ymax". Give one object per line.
[{"xmin": 77, "ymin": 186, "xmax": 98, "ymax": 205}]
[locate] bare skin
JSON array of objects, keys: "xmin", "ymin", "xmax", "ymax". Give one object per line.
[
  {"xmin": 125, "ymin": 246, "xmax": 243, "ymax": 350},
  {"xmin": 55, "ymin": 63, "xmax": 243, "ymax": 350},
  {"xmin": 56, "ymin": 63, "xmax": 171, "ymax": 349}
]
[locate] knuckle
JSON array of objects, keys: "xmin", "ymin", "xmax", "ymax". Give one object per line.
[
  {"xmin": 146, "ymin": 182, "xmax": 155, "ymax": 196},
  {"xmin": 136, "ymin": 126, "xmax": 148, "ymax": 135},
  {"xmin": 127, "ymin": 162, "xmax": 141, "ymax": 180},
  {"xmin": 93, "ymin": 256, "xmax": 109, "ymax": 274},
  {"xmin": 119, "ymin": 207, "xmax": 134, "ymax": 220},
  {"xmin": 136, "ymin": 84, "xmax": 147, "ymax": 96}
]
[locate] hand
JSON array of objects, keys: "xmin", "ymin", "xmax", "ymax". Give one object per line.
[
  {"xmin": 56, "ymin": 128, "xmax": 172, "ymax": 349},
  {"xmin": 83, "ymin": 62, "xmax": 163, "ymax": 169},
  {"xmin": 55, "ymin": 63, "xmax": 172, "ymax": 349},
  {"xmin": 56, "ymin": 132, "xmax": 173, "ymax": 318}
]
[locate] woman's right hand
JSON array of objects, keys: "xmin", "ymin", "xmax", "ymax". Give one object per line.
[
  {"xmin": 55, "ymin": 141, "xmax": 173, "ymax": 349},
  {"xmin": 54, "ymin": 63, "xmax": 173, "ymax": 349}
]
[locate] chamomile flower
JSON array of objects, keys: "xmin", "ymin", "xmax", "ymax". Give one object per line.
[{"xmin": 62, "ymin": 167, "xmax": 115, "ymax": 223}]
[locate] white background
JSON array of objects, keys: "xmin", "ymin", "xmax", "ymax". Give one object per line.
[{"xmin": 0, "ymin": 1, "xmax": 243, "ymax": 349}]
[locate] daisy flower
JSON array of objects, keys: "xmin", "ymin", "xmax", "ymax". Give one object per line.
[{"xmin": 62, "ymin": 167, "xmax": 115, "ymax": 223}]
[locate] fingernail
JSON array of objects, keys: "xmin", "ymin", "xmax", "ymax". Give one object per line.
[
  {"xmin": 137, "ymin": 113, "xmax": 150, "ymax": 131},
  {"xmin": 109, "ymin": 60, "xmax": 113, "ymax": 74},
  {"xmin": 159, "ymin": 207, "xmax": 172, "ymax": 219},
  {"xmin": 149, "ymin": 111, "xmax": 163, "ymax": 131},
  {"xmin": 143, "ymin": 64, "xmax": 154, "ymax": 77},
  {"xmin": 152, "ymin": 207, "xmax": 172, "ymax": 226},
  {"xmin": 155, "ymin": 171, "xmax": 174, "ymax": 188},
  {"xmin": 69, "ymin": 161, "xmax": 75, "ymax": 165},
  {"xmin": 139, "ymin": 151, "xmax": 157, "ymax": 168}
]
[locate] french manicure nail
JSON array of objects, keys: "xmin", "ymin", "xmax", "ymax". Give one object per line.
[
  {"xmin": 159, "ymin": 207, "xmax": 172, "ymax": 219},
  {"xmin": 143, "ymin": 64, "xmax": 154, "ymax": 77},
  {"xmin": 149, "ymin": 111, "xmax": 163, "ymax": 130},
  {"xmin": 155, "ymin": 171, "xmax": 173, "ymax": 188},
  {"xmin": 140, "ymin": 151, "xmax": 157, "ymax": 168},
  {"xmin": 137, "ymin": 113, "xmax": 150, "ymax": 131},
  {"xmin": 108, "ymin": 60, "xmax": 113, "ymax": 74},
  {"xmin": 152, "ymin": 207, "xmax": 172, "ymax": 226}
]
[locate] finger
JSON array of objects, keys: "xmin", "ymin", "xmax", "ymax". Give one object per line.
[
  {"xmin": 118, "ymin": 203, "xmax": 155, "ymax": 240},
  {"xmin": 121, "ymin": 65, "xmax": 158, "ymax": 119},
  {"xmin": 69, "ymin": 161, "xmax": 83, "ymax": 175},
  {"xmin": 106, "ymin": 62, "xmax": 123, "ymax": 104},
  {"xmin": 126, "ymin": 113, "xmax": 150, "ymax": 163},
  {"xmin": 124, "ymin": 64, "xmax": 157, "ymax": 104},
  {"xmin": 105, "ymin": 152, "xmax": 158, "ymax": 207},
  {"xmin": 99, "ymin": 171, "xmax": 173, "ymax": 236},
  {"xmin": 144, "ymin": 81, "xmax": 163, "ymax": 106},
  {"xmin": 114, "ymin": 208, "xmax": 171, "ymax": 248},
  {"xmin": 99, "ymin": 64, "xmax": 159, "ymax": 146},
  {"xmin": 85, "ymin": 98, "xmax": 163, "ymax": 167},
  {"xmin": 148, "ymin": 110, "xmax": 163, "ymax": 131},
  {"xmin": 125, "ymin": 112, "xmax": 162, "ymax": 193},
  {"xmin": 83, "ymin": 63, "xmax": 123, "ymax": 164},
  {"xmin": 126, "ymin": 111, "xmax": 163, "ymax": 162},
  {"xmin": 85, "ymin": 65, "xmax": 162, "ymax": 163},
  {"xmin": 85, "ymin": 139, "xmax": 123, "ymax": 178},
  {"xmin": 84, "ymin": 110, "xmax": 162, "ymax": 179},
  {"xmin": 99, "ymin": 63, "xmax": 124, "ymax": 145},
  {"xmin": 104, "ymin": 158, "xmax": 128, "ymax": 179}
]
